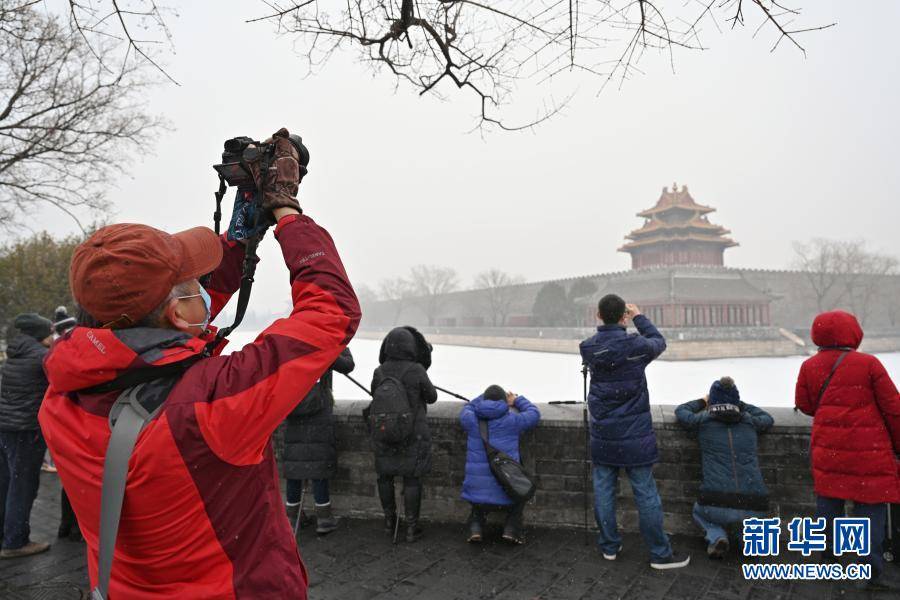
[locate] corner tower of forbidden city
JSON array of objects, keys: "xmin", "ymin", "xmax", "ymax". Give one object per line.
[{"xmin": 619, "ymin": 183, "xmax": 738, "ymax": 269}]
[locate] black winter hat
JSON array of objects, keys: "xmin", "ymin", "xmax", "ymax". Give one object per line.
[
  {"xmin": 484, "ymin": 385, "xmax": 506, "ymax": 401},
  {"xmin": 14, "ymin": 313, "xmax": 52, "ymax": 341},
  {"xmin": 709, "ymin": 376, "xmax": 740, "ymax": 406}
]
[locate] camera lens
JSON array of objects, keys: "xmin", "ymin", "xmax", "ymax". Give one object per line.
[{"xmin": 227, "ymin": 138, "xmax": 253, "ymax": 153}]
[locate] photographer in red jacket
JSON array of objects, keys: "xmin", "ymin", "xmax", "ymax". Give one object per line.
[
  {"xmin": 39, "ymin": 128, "xmax": 360, "ymax": 599},
  {"xmin": 796, "ymin": 310, "xmax": 900, "ymax": 591}
]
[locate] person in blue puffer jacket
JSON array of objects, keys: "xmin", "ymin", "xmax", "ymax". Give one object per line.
[
  {"xmin": 460, "ymin": 385, "xmax": 540, "ymax": 544},
  {"xmin": 580, "ymin": 294, "xmax": 689, "ymax": 570},
  {"xmin": 675, "ymin": 377, "xmax": 773, "ymax": 559}
]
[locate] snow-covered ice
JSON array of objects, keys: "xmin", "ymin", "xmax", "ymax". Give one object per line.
[{"xmin": 224, "ymin": 332, "xmax": 900, "ymax": 408}]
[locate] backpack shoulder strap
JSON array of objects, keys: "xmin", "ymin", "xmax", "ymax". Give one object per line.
[
  {"xmin": 816, "ymin": 350, "xmax": 850, "ymax": 404},
  {"xmin": 91, "ymin": 384, "xmax": 165, "ymax": 600},
  {"xmin": 478, "ymin": 419, "xmax": 495, "ymax": 455}
]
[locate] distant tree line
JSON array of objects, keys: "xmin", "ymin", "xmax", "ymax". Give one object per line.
[
  {"xmin": 792, "ymin": 239, "xmax": 899, "ymax": 326},
  {"xmin": 366, "ymin": 239, "xmax": 899, "ymax": 330},
  {"xmin": 0, "ymin": 231, "xmax": 84, "ymax": 339}
]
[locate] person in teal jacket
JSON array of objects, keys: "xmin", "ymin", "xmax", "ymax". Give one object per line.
[{"xmin": 675, "ymin": 376, "xmax": 773, "ymax": 558}]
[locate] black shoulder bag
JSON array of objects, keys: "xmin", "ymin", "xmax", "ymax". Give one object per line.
[{"xmin": 478, "ymin": 420, "xmax": 536, "ymax": 503}]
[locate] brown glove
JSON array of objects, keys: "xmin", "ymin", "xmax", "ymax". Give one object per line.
[{"xmin": 250, "ymin": 128, "xmax": 302, "ymax": 220}]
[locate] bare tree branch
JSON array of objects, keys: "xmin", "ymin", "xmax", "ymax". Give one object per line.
[
  {"xmin": 250, "ymin": 0, "xmax": 830, "ymax": 131},
  {"xmin": 0, "ymin": 0, "xmax": 163, "ymax": 232}
]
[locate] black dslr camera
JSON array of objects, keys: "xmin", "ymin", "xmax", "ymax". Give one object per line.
[
  {"xmin": 206, "ymin": 131, "xmax": 310, "ymax": 342},
  {"xmin": 213, "ymin": 134, "xmax": 310, "ymax": 191}
]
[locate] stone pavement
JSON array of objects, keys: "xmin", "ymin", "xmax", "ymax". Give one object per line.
[{"xmin": 1, "ymin": 473, "xmax": 897, "ymax": 599}]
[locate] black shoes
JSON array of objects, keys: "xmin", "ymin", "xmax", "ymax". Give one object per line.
[
  {"xmin": 650, "ymin": 551, "xmax": 691, "ymax": 570},
  {"xmin": 405, "ymin": 522, "xmax": 424, "ymax": 543},
  {"xmin": 384, "ymin": 513, "xmax": 397, "ymax": 533}
]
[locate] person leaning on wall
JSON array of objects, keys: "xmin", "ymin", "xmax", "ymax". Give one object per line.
[
  {"xmin": 459, "ymin": 385, "xmax": 541, "ymax": 545},
  {"xmin": 675, "ymin": 376, "xmax": 773, "ymax": 559}
]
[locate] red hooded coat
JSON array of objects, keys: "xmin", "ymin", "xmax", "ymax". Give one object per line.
[
  {"xmin": 795, "ymin": 310, "xmax": 900, "ymax": 504},
  {"xmin": 38, "ymin": 214, "xmax": 360, "ymax": 599}
]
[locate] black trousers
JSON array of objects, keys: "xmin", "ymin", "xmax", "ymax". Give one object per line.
[
  {"xmin": 469, "ymin": 502, "xmax": 525, "ymax": 531},
  {"xmin": 377, "ymin": 475, "xmax": 422, "ymax": 522}
]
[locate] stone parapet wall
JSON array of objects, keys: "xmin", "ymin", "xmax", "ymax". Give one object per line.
[
  {"xmin": 320, "ymin": 400, "xmax": 815, "ymax": 536},
  {"xmin": 354, "ymin": 330, "xmax": 808, "ymax": 359}
]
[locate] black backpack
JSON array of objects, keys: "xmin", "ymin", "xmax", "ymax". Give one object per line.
[{"xmin": 367, "ymin": 366, "xmax": 415, "ymax": 445}]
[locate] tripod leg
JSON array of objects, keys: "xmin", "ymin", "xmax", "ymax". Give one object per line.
[
  {"xmin": 294, "ymin": 483, "xmax": 306, "ymax": 538},
  {"xmin": 582, "ymin": 365, "xmax": 590, "ymax": 546}
]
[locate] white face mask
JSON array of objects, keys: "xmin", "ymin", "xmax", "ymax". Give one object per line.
[{"xmin": 174, "ymin": 287, "xmax": 212, "ymax": 329}]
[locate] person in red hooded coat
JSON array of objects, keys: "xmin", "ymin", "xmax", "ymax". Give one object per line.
[{"xmin": 795, "ymin": 310, "xmax": 900, "ymax": 588}]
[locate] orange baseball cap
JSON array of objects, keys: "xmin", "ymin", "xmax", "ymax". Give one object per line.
[{"xmin": 70, "ymin": 224, "xmax": 223, "ymax": 327}]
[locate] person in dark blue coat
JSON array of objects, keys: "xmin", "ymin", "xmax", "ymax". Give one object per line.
[
  {"xmin": 675, "ymin": 377, "xmax": 773, "ymax": 558},
  {"xmin": 459, "ymin": 385, "xmax": 540, "ymax": 544},
  {"xmin": 579, "ymin": 294, "xmax": 689, "ymax": 570}
]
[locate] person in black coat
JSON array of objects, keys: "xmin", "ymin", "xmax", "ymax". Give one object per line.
[
  {"xmin": 370, "ymin": 326, "xmax": 437, "ymax": 542},
  {"xmin": 283, "ymin": 348, "xmax": 354, "ymax": 535},
  {"xmin": 0, "ymin": 313, "xmax": 53, "ymax": 558}
]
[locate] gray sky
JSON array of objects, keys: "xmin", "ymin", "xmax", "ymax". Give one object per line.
[{"xmin": 31, "ymin": 0, "xmax": 900, "ymax": 314}]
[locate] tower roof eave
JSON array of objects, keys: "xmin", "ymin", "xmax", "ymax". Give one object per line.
[
  {"xmin": 636, "ymin": 204, "xmax": 715, "ymax": 218},
  {"xmin": 619, "ymin": 236, "xmax": 739, "ymax": 253}
]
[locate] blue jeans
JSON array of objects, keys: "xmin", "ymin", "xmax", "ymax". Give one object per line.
[
  {"xmin": 592, "ymin": 464, "xmax": 672, "ymax": 561},
  {"xmin": 692, "ymin": 502, "xmax": 766, "ymax": 547},
  {"xmin": 285, "ymin": 478, "xmax": 330, "ymax": 505},
  {"xmin": 816, "ymin": 495, "xmax": 885, "ymax": 577},
  {"xmin": 0, "ymin": 430, "xmax": 46, "ymax": 549}
]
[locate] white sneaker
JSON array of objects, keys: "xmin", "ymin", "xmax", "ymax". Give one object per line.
[{"xmin": 602, "ymin": 544, "xmax": 622, "ymax": 560}]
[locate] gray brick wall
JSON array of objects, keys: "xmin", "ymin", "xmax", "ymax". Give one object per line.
[{"xmin": 316, "ymin": 401, "xmax": 814, "ymax": 536}]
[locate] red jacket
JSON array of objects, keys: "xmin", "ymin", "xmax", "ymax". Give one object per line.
[
  {"xmin": 38, "ymin": 214, "xmax": 360, "ymax": 599},
  {"xmin": 795, "ymin": 310, "xmax": 900, "ymax": 504}
]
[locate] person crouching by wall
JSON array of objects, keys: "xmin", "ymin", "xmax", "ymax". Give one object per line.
[
  {"xmin": 675, "ymin": 377, "xmax": 773, "ymax": 559},
  {"xmin": 283, "ymin": 348, "xmax": 354, "ymax": 535},
  {"xmin": 459, "ymin": 385, "xmax": 540, "ymax": 544},
  {"xmin": 369, "ymin": 326, "xmax": 437, "ymax": 543}
]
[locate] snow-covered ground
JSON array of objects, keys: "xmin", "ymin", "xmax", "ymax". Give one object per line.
[{"xmin": 224, "ymin": 332, "xmax": 900, "ymax": 408}]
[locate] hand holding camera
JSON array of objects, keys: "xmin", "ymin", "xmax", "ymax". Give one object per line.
[
  {"xmin": 210, "ymin": 126, "xmax": 310, "ymax": 338},
  {"xmin": 625, "ymin": 303, "xmax": 641, "ymax": 320},
  {"xmin": 214, "ymin": 127, "xmax": 310, "ymax": 228},
  {"xmin": 250, "ymin": 128, "xmax": 303, "ymax": 222}
]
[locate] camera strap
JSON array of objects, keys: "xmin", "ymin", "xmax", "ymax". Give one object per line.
[
  {"xmin": 214, "ymin": 152, "xmax": 270, "ymax": 342},
  {"xmin": 212, "ymin": 175, "xmax": 227, "ymax": 234}
]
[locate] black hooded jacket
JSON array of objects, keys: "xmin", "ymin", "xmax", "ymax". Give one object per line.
[
  {"xmin": 282, "ymin": 348, "xmax": 355, "ymax": 481},
  {"xmin": 0, "ymin": 335, "xmax": 50, "ymax": 431},
  {"xmin": 370, "ymin": 327, "xmax": 437, "ymax": 477}
]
